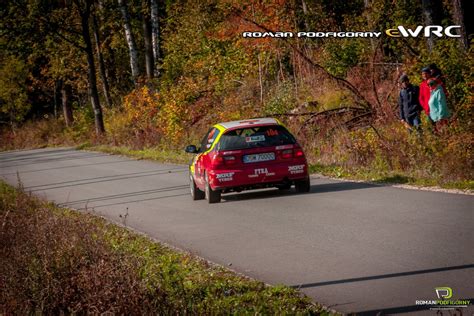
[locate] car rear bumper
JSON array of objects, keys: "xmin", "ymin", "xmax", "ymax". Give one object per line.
[{"xmin": 208, "ymin": 162, "xmax": 308, "ymax": 191}]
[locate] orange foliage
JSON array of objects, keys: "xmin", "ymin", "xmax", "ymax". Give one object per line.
[
  {"xmin": 105, "ymin": 86, "xmax": 162, "ymax": 147},
  {"xmin": 216, "ymin": 0, "xmax": 293, "ymax": 52}
]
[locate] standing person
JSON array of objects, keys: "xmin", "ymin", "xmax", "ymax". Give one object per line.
[
  {"xmin": 428, "ymin": 79, "xmax": 450, "ymax": 132},
  {"xmin": 419, "ymin": 67, "xmax": 432, "ymax": 119},
  {"xmin": 428, "ymin": 63, "xmax": 442, "ymax": 79},
  {"xmin": 398, "ymin": 74, "xmax": 422, "ymax": 133},
  {"xmin": 428, "ymin": 63, "xmax": 448, "ymax": 95}
]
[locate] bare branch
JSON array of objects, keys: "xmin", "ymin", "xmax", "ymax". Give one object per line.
[
  {"xmin": 49, "ymin": 25, "xmax": 86, "ymax": 51},
  {"xmin": 231, "ymin": 7, "xmax": 373, "ymax": 110},
  {"xmin": 371, "ymin": 39, "xmax": 383, "ymax": 112}
]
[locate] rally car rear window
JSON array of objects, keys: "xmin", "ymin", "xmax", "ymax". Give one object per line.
[{"xmin": 217, "ymin": 125, "xmax": 296, "ymax": 150}]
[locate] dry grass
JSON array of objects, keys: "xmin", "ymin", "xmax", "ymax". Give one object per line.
[
  {"xmin": 0, "ymin": 182, "xmax": 166, "ymax": 314},
  {"xmin": 0, "ymin": 181, "xmax": 327, "ymax": 314},
  {"xmin": 0, "ymin": 118, "xmax": 92, "ymax": 151}
]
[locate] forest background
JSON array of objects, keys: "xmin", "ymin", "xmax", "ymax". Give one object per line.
[{"xmin": 1, "ymin": 0, "xmax": 472, "ymax": 189}]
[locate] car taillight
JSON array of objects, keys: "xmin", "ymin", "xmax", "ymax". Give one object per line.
[
  {"xmin": 281, "ymin": 149, "xmax": 293, "ymax": 159},
  {"xmin": 211, "ymin": 154, "xmax": 237, "ymax": 166},
  {"xmin": 294, "ymin": 149, "xmax": 304, "ymax": 158},
  {"xmin": 211, "ymin": 154, "xmax": 224, "ymax": 166},
  {"xmin": 280, "ymin": 149, "xmax": 304, "ymax": 158}
]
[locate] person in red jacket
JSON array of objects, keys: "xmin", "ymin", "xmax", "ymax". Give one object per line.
[{"xmin": 419, "ymin": 67, "xmax": 432, "ymax": 118}]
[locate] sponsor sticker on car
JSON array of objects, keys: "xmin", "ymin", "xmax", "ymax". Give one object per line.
[
  {"xmin": 288, "ymin": 165, "xmax": 305, "ymax": 174},
  {"xmin": 245, "ymin": 135, "xmax": 265, "ymax": 142},
  {"xmin": 216, "ymin": 172, "xmax": 235, "ymax": 182},
  {"xmin": 249, "ymin": 168, "xmax": 275, "ymax": 177}
]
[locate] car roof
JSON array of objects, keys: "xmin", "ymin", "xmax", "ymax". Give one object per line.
[{"xmin": 216, "ymin": 118, "xmax": 280, "ymax": 130}]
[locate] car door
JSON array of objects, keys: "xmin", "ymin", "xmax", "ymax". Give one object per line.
[{"xmin": 195, "ymin": 127, "xmax": 220, "ymax": 186}]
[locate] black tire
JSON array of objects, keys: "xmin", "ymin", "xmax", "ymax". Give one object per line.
[
  {"xmin": 205, "ymin": 173, "xmax": 221, "ymax": 203},
  {"xmin": 190, "ymin": 173, "xmax": 205, "ymax": 200},
  {"xmin": 295, "ymin": 177, "xmax": 310, "ymax": 193}
]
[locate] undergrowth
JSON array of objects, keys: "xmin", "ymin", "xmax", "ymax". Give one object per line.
[{"xmin": 0, "ymin": 181, "xmax": 327, "ymax": 314}]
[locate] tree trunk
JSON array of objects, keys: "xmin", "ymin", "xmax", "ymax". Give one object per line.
[
  {"xmin": 142, "ymin": 14, "xmax": 154, "ymax": 79},
  {"xmin": 92, "ymin": 14, "xmax": 112, "ymax": 107},
  {"xmin": 80, "ymin": 2, "xmax": 105, "ymax": 135},
  {"xmin": 422, "ymin": 0, "xmax": 442, "ymax": 51},
  {"xmin": 452, "ymin": 0, "xmax": 468, "ymax": 50},
  {"xmin": 118, "ymin": 0, "xmax": 140, "ymax": 83},
  {"xmin": 61, "ymin": 83, "xmax": 74, "ymax": 127},
  {"xmin": 107, "ymin": 46, "xmax": 118, "ymax": 86},
  {"xmin": 150, "ymin": 0, "xmax": 160, "ymax": 77},
  {"xmin": 364, "ymin": 0, "xmax": 375, "ymax": 50},
  {"xmin": 257, "ymin": 52, "xmax": 263, "ymax": 104},
  {"xmin": 54, "ymin": 80, "xmax": 60, "ymax": 118},
  {"xmin": 300, "ymin": 0, "xmax": 309, "ymax": 30}
]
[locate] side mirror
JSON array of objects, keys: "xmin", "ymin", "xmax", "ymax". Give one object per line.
[{"xmin": 185, "ymin": 145, "xmax": 198, "ymax": 153}]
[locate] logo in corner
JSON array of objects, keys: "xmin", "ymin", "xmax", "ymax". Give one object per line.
[{"xmin": 435, "ymin": 287, "xmax": 453, "ymax": 299}]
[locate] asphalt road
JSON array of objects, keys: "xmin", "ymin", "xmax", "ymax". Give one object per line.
[{"xmin": 1, "ymin": 147, "xmax": 473, "ymax": 314}]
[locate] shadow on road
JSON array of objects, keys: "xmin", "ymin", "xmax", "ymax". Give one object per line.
[
  {"xmin": 0, "ymin": 148, "xmax": 74, "ymax": 161},
  {"xmin": 222, "ymin": 181, "xmax": 376, "ymax": 202},
  {"xmin": 25, "ymin": 168, "xmax": 187, "ymax": 192},
  {"xmin": 59, "ymin": 185, "xmax": 188, "ymax": 207},
  {"xmin": 0, "ymin": 159, "xmax": 132, "ymax": 176},
  {"xmin": 290, "ymin": 264, "xmax": 474, "ymax": 289},
  {"xmin": 78, "ymin": 192, "xmax": 189, "ymax": 210},
  {"xmin": 1, "ymin": 152, "xmax": 110, "ymax": 168}
]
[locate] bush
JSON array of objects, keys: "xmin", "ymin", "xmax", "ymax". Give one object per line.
[
  {"xmin": 105, "ymin": 86, "xmax": 161, "ymax": 148},
  {"xmin": 308, "ymin": 121, "xmax": 474, "ymax": 188}
]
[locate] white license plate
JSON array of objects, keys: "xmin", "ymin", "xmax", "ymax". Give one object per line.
[{"xmin": 243, "ymin": 152, "xmax": 275, "ymax": 163}]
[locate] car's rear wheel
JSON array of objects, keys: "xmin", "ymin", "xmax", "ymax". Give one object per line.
[
  {"xmin": 295, "ymin": 177, "xmax": 310, "ymax": 193},
  {"xmin": 190, "ymin": 173, "xmax": 205, "ymax": 200},
  {"xmin": 205, "ymin": 172, "xmax": 221, "ymax": 203}
]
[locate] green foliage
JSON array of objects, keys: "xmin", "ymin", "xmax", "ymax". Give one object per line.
[
  {"xmin": 157, "ymin": 0, "xmax": 254, "ymax": 140},
  {"xmin": 263, "ymin": 82, "xmax": 297, "ymax": 115},
  {"xmin": 422, "ymin": 40, "xmax": 470, "ymax": 112},
  {"xmin": 1, "ymin": 0, "xmax": 472, "ymax": 190},
  {"xmin": 316, "ymin": 89, "xmax": 355, "ymax": 110},
  {"xmin": 323, "ymin": 40, "xmax": 363, "ymax": 78},
  {"xmin": 0, "ymin": 55, "xmax": 30, "ymax": 125}
]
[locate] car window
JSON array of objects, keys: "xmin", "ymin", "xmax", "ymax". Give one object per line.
[
  {"xmin": 199, "ymin": 128, "xmax": 220, "ymax": 152},
  {"xmin": 217, "ymin": 125, "xmax": 296, "ymax": 150}
]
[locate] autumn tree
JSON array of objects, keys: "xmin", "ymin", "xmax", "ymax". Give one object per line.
[
  {"xmin": 0, "ymin": 55, "xmax": 30, "ymax": 130},
  {"xmin": 92, "ymin": 11, "xmax": 113, "ymax": 107},
  {"xmin": 75, "ymin": 0, "xmax": 106, "ymax": 134}
]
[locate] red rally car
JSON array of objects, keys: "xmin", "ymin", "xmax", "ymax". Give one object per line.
[{"xmin": 185, "ymin": 118, "xmax": 310, "ymax": 203}]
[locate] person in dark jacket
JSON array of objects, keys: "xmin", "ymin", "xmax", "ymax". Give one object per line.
[{"xmin": 398, "ymin": 74, "xmax": 422, "ymax": 133}]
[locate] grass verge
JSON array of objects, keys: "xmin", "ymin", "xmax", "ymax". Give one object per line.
[
  {"xmin": 77, "ymin": 143, "xmax": 190, "ymax": 165},
  {"xmin": 78, "ymin": 143, "xmax": 473, "ymax": 191},
  {"xmin": 309, "ymin": 164, "xmax": 474, "ymax": 191},
  {"xmin": 0, "ymin": 180, "xmax": 329, "ymax": 314}
]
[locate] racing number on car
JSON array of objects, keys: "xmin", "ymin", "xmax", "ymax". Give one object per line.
[{"xmin": 266, "ymin": 128, "xmax": 278, "ymax": 136}]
